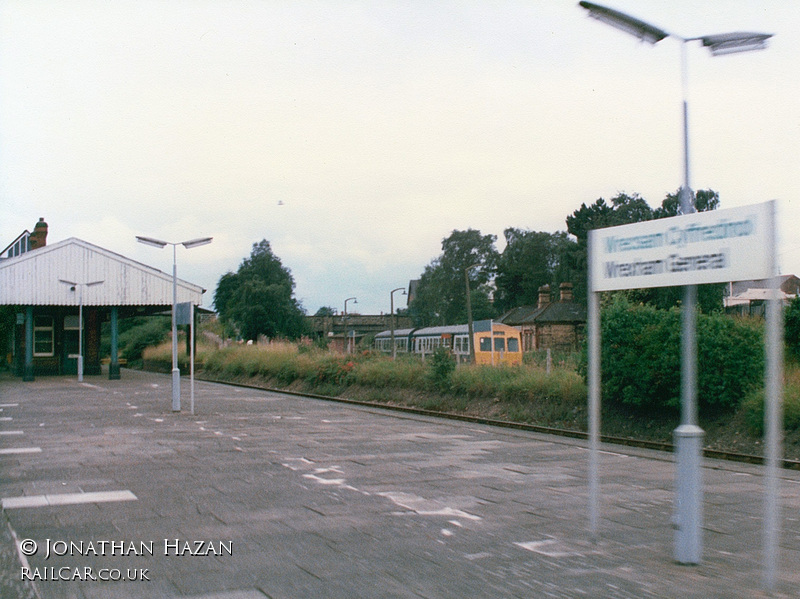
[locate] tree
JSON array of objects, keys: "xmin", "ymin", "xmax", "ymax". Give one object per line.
[
  {"xmin": 653, "ymin": 188, "xmax": 720, "ymax": 219},
  {"xmin": 566, "ymin": 192, "xmax": 654, "ymax": 243},
  {"xmin": 314, "ymin": 306, "xmax": 337, "ymax": 317},
  {"xmin": 566, "ymin": 193, "xmax": 655, "ymax": 303},
  {"xmin": 494, "ymin": 229, "xmax": 577, "ymax": 312},
  {"xmin": 785, "ymin": 297, "xmax": 800, "ymax": 361},
  {"xmin": 214, "ymin": 240, "xmax": 306, "ymax": 340},
  {"xmin": 409, "ymin": 229, "xmax": 499, "ymax": 327}
]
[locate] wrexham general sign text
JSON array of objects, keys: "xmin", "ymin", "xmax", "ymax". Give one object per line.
[{"xmin": 589, "ymin": 201, "xmax": 773, "ymax": 292}]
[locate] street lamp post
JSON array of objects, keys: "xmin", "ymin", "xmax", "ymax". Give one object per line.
[
  {"xmin": 136, "ymin": 235, "xmax": 213, "ymax": 412},
  {"xmin": 464, "ymin": 263, "xmax": 481, "ymax": 365},
  {"xmin": 390, "ymin": 287, "xmax": 406, "ymax": 360},
  {"xmin": 58, "ymin": 279, "xmax": 104, "ymax": 382},
  {"xmin": 579, "ymin": 0, "xmax": 772, "ymax": 568},
  {"xmin": 343, "ymin": 297, "xmax": 357, "ymax": 354}
]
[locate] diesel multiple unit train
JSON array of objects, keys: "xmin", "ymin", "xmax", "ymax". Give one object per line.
[{"xmin": 374, "ymin": 319, "xmax": 523, "ymax": 366}]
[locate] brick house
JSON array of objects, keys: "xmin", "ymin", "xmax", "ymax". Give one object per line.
[{"xmin": 497, "ymin": 283, "xmax": 586, "ymax": 353}]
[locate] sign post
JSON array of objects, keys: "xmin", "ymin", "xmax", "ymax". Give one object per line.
[{"xmin": 587, "ymin": 201, "xmax": 780, "ymax": 575}]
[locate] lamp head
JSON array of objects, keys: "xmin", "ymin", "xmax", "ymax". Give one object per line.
[
  {"xmin": 579, "ymin": 1, "xmax": 668, "ymax": 44},
  {"xmin": 181, "ymin": 237, "xmax": 213, "ymax": 249},
  {"xmin": 700, "ymin": 32, "xmax": 773, "ymax": 56},
  {"xmin": 136, "ymin": 235, "xmax": 168, "ymax": 249}
]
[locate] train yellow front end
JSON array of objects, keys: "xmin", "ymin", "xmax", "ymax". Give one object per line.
[{"xmin": 472, "ymin": 321, "xmax": 522, "ymax": 366}]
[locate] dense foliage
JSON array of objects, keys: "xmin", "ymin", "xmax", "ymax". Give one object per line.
[
  {"xmin": 119, "ymin": 317, "xmax": 171, "ymax": 362},
  {"xmin": 0, "ymin": 307, "xmax": 15, "ymax": 369},
  {"xmin": 214, "ymin": 240, "xmax": 306, "ymax": 341},
  {"xmin": 99, "ymin": 316, "xmax": 171, "ymax": 362},
  {"xmin": 493, "ymin": 229, "xmax": 577, "ymax": 313},
  {"xmin": 409, "ymin": 229, "xmax": 499, "ymax": 326},
  {"xmin": 597, "ymin": 299, "xmax": 764, "ymax": 416},
  {"xmin": 785, "ymin": 296, "xmax": 800, "ymax": 361},
  {"xmin": 428, "ymin": 346, "xmax": 457, "ymax": 391}
]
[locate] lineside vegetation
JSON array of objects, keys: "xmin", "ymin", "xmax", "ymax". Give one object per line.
[
  {"xmin": 139, "ymin": 301, "xmax": 800, "ymax": 459},
  {"xmin": 142, "ymin": 340, "xmax": 588, "ymax": 429}
]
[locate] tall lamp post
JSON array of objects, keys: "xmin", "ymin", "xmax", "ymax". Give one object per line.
[
  {"xmin": 464, "ymin": 263, "xmax": 481, "ymax": 365},
  {"xmin": 136, "ymin": 235, "xmax": 213, "ymax": 412},
  {"xmin": 390, "ymin": 287, "xmax": 406, "ymax": 360},
  {"xmin": 58, "ymin": 278, "xmax": 104, "ymax": 382},
  {"xmin": 579, "ymin": 1, "xmax": 772, "ymax": 568},
  {"xmin": 343, "ymin": 297, "xmax": 357, "ymax": 354}
]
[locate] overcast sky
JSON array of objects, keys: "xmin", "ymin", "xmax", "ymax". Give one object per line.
[{"xmin": 1, "ymin": 1, "xmax": 797, "ymax": 315}]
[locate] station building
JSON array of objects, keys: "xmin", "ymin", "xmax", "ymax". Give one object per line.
[
  {"xmin": 497, "ymin": 283, "xmax": 586, "ymax": 353},
  {"xmin": 0, "ymin": 219, "xmax": 206, "ymax": 380}
]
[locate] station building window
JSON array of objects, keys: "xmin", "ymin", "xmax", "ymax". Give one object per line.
[{"xmin": 33, "ymin": 316, "xmax": 54, "ymax": 357}]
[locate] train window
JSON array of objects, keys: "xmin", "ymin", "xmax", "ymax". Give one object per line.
[
  {"xmin": 507, "ymin": 338, "xmax": 519, "ymax": 352},
  {"xmin": 494, "ymin": 338, "xmax": 505, "ymax": 352},
  {"xmin": 479, "ymin": 337, "xmax": 491, "ymax": 352}
]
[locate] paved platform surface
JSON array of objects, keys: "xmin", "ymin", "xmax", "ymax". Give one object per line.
[{"xmin": 1, "ymin": 370, "xmax": 799, "ymax": 598}]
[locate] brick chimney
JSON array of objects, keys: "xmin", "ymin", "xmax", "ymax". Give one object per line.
[
  {"xmin": 537, "ymin": 284, "xmax": 551, "ymax": 309},
  {"xmin": 559, "ymin": 282, "xmax": 574, "ymax": 302},
  {"xmin": 28, "ymin": 217, "xmax": 48, "ymax": 250}
]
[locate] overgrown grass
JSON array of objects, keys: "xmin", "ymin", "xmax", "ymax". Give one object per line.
[
  {"xmin": 143, "ymin": 341, "xmax": 588, "ymax": 427},
  {"xmin": 352, "ymin": 355, "xmax": 428, "ymax": 388}
]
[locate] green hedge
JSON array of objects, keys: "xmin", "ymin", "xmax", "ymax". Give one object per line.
[{"xmin": 596, "ymin": 299, "xmax": 763, "ymax": 416}]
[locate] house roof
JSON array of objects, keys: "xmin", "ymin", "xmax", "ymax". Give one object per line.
[
  {"xmin": 730, "ymin": 275, "xmax": 800, "ymax": 296},
  {"xmin": 0, "ymin": 230, "xmax": 31, "ymax": 259},
  {"xmin": 724, "ymin": 288, "xmax": 795, "ymax": 306},
  {"xmin": 498, "ymin": 301, "xmax": 586, "ymax": 326},
  {"xmin": 530, "ymin": 301, "xmax": 586, "ymax": 324},
  {"xmin": 0, "ymin": 237, "xmax": 206, "ymax": 307},
  {"xmin": 496, "ymin": 305, "xmax": 541, "ymax": 326}
]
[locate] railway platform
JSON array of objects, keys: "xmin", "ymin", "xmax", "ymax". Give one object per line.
[{"xmin": 1, "ymin": 370, "xmax": 799, "ymax": 598}]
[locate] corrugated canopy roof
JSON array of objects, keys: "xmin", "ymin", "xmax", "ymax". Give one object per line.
[{"xmin": 0, "ymin": 238, "xmax": 206, "ymax": 307}]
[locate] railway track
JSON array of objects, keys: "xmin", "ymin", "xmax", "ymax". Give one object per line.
[{"xmin": 199, "ymin": 376, "xmax": 800, "ymax": 471}]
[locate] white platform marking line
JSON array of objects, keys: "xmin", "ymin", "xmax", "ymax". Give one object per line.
[
  {"xmin": 0, "ymin": 431, "xmax": 24, "ymax": 435},
  {"xmin": 0, "ymin": 447, "xmax": 41, "ymax": 455},
  {"xmin": 514, "ymin": 539, "xmax": 582, "ymax": 558},
  {"xmin": 378, "ymin": 491, "xmax": 482, "ymax": 521},
  {"xmin": 2, "ymin": 490, "xmax": 138, "ymax": 509}
]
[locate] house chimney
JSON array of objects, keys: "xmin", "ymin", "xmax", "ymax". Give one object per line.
[
  {"xmin": 559, "ymin": 282, "xmax": 573, "ymax": 302},
  {"xmin": 28, "ymin": 218, "xmax": 48, "ymax": 250},
  {"xmin": 537, "ymin": 284, "xmax": 551, "ymax": 309}
]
